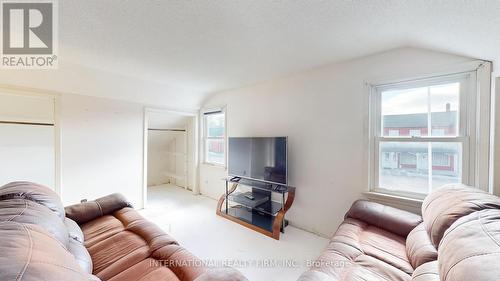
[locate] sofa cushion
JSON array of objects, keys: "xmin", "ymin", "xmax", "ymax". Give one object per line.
[
  {"xmin": 0, "ymin": 198, "xmax": 69, "ymax": 245},
  {"xmin": 0, "ymin": 181, "xmax": 65, "ymax": 219},
  {"xmin": 82, "ymin": 215, "xmax": 126, "ymax": 248},
  {"xmin": 65, "ymin": 217, "xmax": 85, "ymax": 243},
  {"xmin": 405, "ymin": 223, "xmax": 437, "ymax": 268},
  {"xmin": 345, "ymin": 200, "xmax": 422, "ymax": 237},
  {"xmin": 310, "ymin": 251, "xmax": 411, "ymax": 281},
  {"xmin": 106, "ymin": 258, "xmax": 180, "ymax": 281},
  {"xmin": 308, "ymin": 218, "xmax": 413, "ymax": 280},
  {"xmin": 65, "ymin": 217, "xmax": 93, "ymax": 274},
  {"xmin": 438, "ymin": 209, "xmax": 500, "ymax": 281},
  {"xmin": 152, "ymin": 244, "xmax": 206, "ymax": 281},
  {"xmin": 80, "ymin": 207, "xmax": 206, "ymax": 281},
  {"xmin": 356, "ymin": 223, "xmax": 413, "ymax": 274},
  {"xmin": 421, "ymin": 184, "xmax": 500, "ymax": 247},
  {"xmin": 352, "ymin": 254, "xmax": 411, "ymax": 281},
  {"xmin": 410, "ymin": 261, "xmax": 439, "ymax": 281},
  {"xmin": 194, "ymin": 267, "xmax": 249, "ymax": 281},
  {"xmin": 88, "ymin": 230, "xmax": 151, "ymax": 280},
  {"xmin": 68, "ymin": 236, "xmax": 94, "ymax": 274},
  {"xmin": 297, "ymin": 270, "xmax": 340, "ymax": 281},
  {"xmin": 0, "ymin": 221, "xmax": 90, "ymax": 281}
]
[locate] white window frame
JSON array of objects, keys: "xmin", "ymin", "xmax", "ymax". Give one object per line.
[
  {"xmin": 369, "ymin": 72, "xmax": 478, "ymax": 199},
  {"xmin": 202, "ymin": 107, "xmax": 226, "ymax": 167}
]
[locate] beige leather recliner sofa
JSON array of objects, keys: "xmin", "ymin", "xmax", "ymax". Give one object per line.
[
  {"xmin": 299, "ymin": 184, "xmax": 500, "ymax": 281},
  {"xmin": 0, "ymin": 181, "xmax": 247, "ymax": 281}
]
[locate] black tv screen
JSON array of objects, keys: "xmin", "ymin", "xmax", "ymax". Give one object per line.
[{"xmin": 228, "ymin": 137, "xmax": 287, "ymax": 185}]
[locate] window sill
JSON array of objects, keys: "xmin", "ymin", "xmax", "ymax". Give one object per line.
[
  {"xmin": 202, "ymin": 162, "xmax": 226, "ymax": 169},
  {"xmin": 363, "ymin": 191, "xmax": 424, "ymax": 214}
]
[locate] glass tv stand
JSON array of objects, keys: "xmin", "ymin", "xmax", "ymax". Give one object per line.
[{"xmin": 216, "ymin": 177, "xmax": 296, "ymax": 240}]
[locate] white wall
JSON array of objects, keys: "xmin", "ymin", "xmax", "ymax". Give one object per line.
[
  {"xmin": 171, "ymin": 132, "xmax": 187, "ymax": 187},
  {"xmin": 200, "ymin": 47, "xmax": 481, "ymax": 237},
  {"xmin": 148, "ymin": 131, "xmax": 187, "ymax": 187},
  {"xmin": 59, "ymin": 94, "xmax": 145, "ymax": 208},
  {"xmin": 147, "ymin": 131, "xmax": 172, "ymax": 186}
]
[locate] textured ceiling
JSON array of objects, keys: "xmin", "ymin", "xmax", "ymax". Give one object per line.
[{"xmin": 2, "ymin": 1, "xmax": 500, "ymax": 109}]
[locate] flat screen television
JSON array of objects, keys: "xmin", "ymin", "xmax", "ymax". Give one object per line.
[{"xmin": 228, "ymin": 137, "xmax": 287, "ymax": 185}]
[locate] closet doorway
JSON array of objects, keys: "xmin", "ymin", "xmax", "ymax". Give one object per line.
[{"xmin": 143, "ymin": 109, "xmax": 198, "ymax": 208}]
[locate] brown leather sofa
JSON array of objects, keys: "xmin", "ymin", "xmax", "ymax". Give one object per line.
[
  {"xmin": 299, "ymin": 184, "xmax": 500, "ymax": 281},
  {"xmin": 0, "ymin": 181, "xmax": 247, "ymax": 281}
]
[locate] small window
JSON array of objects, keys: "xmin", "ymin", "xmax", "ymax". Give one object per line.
[
  {"xmin": 388, "ymin": 129, "xmax": 400, "ymax": 136},
  {"xmin": 370, "ymin": 74, "xmax": 472, "ymax": 198},
  {"xmin": 409, "ymin": 129, "xmax": 421, "ymax": 137},
  {"xmin": 203, "ymin": 109, "xmax": 225, "ymax": 166}
]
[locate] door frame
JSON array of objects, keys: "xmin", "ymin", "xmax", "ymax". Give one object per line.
[{"xmin": 142, "ymin": 107, "xmax": 199, "ymax": 208}]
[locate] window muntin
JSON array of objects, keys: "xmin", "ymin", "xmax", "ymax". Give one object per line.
[
  {"xmin": 204, "ymin": 111, "xmax": 225, "ymax": 165},
  {"xmin": 371, "ymin": 75, "xmax": 470, "ymax": 198}
]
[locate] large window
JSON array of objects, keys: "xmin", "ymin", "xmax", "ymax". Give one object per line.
[
  {"xmin": 370, "ymin": 73, "xmax": 475, "ymax": 198},
  {"xmin": 203, "ymin": 109, "xmax": 225, "ymax": 166}
]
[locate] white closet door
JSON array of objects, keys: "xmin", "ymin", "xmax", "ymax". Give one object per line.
[
  {"xmin": 0, "ymin": 93, "xmax": 54, "ymax": 124},
  {"xmin": 0, "ymin": 93, "xmax": 56, "ymax": 189},
  {"xmin": 0, "ymin": 124, "xmax": 55, "ymax": 188}
]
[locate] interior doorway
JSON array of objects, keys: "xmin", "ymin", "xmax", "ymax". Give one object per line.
[{"xmin": 143, "ymin": 108, "xmax": 198, "ymax": 208}]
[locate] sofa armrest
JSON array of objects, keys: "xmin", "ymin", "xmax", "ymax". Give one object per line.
[
  {"xmin": 345, "ymin": 200, "xmax": 422, "ymax": 237},
  {"xmin": 65, "ymin": 193, "xmax": 132, "ymax": 225}
]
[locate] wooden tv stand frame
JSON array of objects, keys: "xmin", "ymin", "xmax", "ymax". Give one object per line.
[{"xmin": 216, "ymin": 179, "xmax": 296, "ymax": 240}]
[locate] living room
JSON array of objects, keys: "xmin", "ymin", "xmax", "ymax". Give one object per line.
[{"xmin": 1, "ymin": 1, "xmax": 499, "ymax": 281}]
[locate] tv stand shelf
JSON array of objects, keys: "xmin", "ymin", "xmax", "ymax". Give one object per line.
[{"xmin": 216, "ymin": 177, "xmax": 296, "ymax": 240}]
